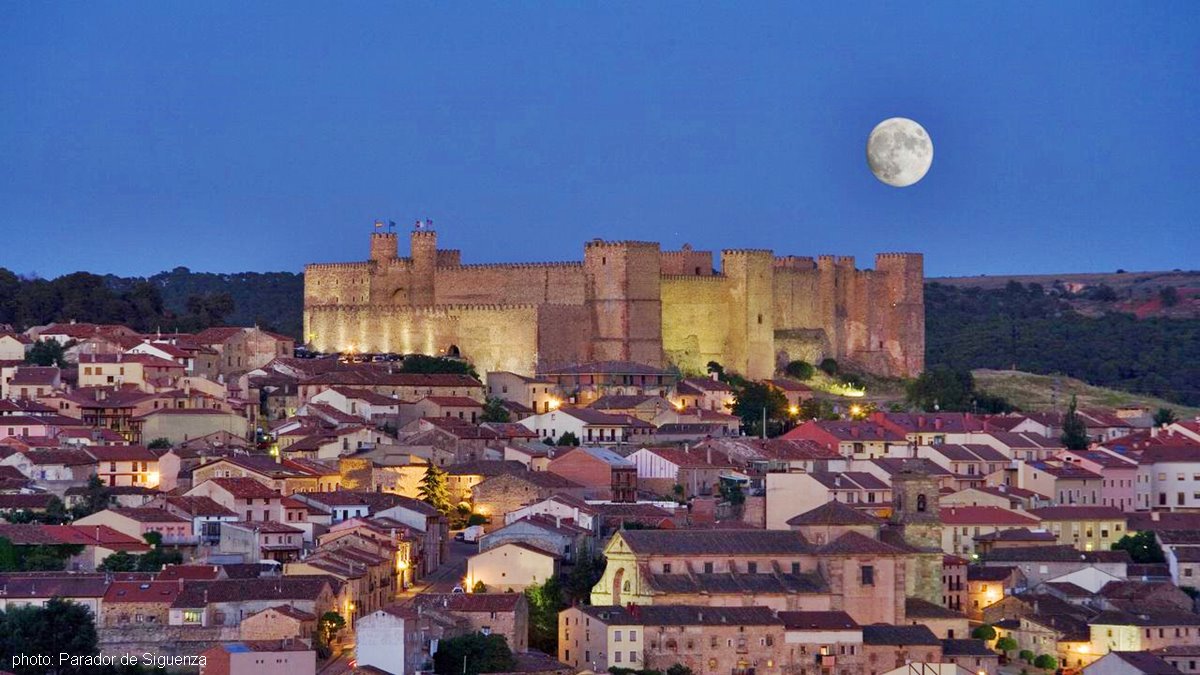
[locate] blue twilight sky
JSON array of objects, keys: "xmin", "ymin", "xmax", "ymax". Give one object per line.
[{"xmin": 1, "ymin": 3, "xmax": 1197, "ymax": 279}]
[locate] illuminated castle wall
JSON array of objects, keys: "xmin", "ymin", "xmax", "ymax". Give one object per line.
[{"xmin": 303, "ymin": 229, "xmax": 924, "ymax": 379}]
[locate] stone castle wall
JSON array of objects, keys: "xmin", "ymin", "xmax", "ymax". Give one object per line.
[{"xmin": 304, "ymin": 230, "xmax": 924, "ymax": 378}]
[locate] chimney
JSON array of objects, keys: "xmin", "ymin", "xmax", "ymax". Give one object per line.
[
  {"xmin": 711, "ymin": 371, "xmax": 719, "ymax": 382},
  {"xmin": 706, "ymin": 447, "xmax": 712, "ymax": 464}
]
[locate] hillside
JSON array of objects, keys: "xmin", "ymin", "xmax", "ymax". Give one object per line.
[
  {"xmin": 925, "ymin": 281, "xmax": 1200, "ymax": 407},
  {"xmin": 973, "ymin": 369, "xmax": 1200, "ymax": 419}
]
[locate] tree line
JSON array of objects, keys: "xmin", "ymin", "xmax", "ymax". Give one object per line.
[{"xmin": 0, "ymin": 266, "xmax": 303, "ymax": 338}]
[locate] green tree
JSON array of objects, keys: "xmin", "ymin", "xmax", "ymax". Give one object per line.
[
  {"xmin": 418, "ymin": 464, "xmax": 451, "ymax": 515},
  {"xmin": 98, "ymin": 551, "xmax": 138, "ymax": 572},
  {"xmin": 666, "ymin": 665, "xmax": 696, "ymax": 675},
  {"xmin": 995, "ymin": 637, "xmax": 1018, "ymax": 657},
  {"xmin": 1112, "ymin": 530, "xmax": 1165, "ymax": 563},
  {"xmin": 432, "ymin": 633, "xmax": 516, "ymax": 675},
  {"xmin": 706, "ymin": 361, "xmax": 725, "ymax": 380},
  {"xmin": 472, "ymin": 580, "xmax": 488, "ymax": 593},
  {"xmin": 146, "ymin": 437, "xmax": 172, "ymax": 450},
  {"xmin": 1160, "ymin": 286, "xmax": 1180, "ymax": 307},
  {"xmin": 564, "ymin": 546, "xmax": 605, "ymax": 605},
  {"xmin": 314, "ymin": 611, "xmax": 346, "ymax": 659},
  {"xmin": 1034, "ymin": 654, "xmax": 1057, "ymax": 670},
  {"xmin": 71, "ymin": 475, "xmax": 113, "ymax": 519},
  {"xmin": 671, "ymin": 484, "xmax": 685, "ymax": 503},
  {"xmin": 25, "ymin": 339, "xmax": 67, "ymax": 367},
  {"xmin": 784, "ymin": 360, "xmax": 815, "ymax": 380},
  {"xmin": 480, "ymin": 397, "xmax": 511, "ymax": 423},
  {"xmin": 525, "ymin": 577, "xmax": 564, "ymax": 654},
  {"xmin": 818, "ymin": 358, "xmax": 839, "ymax": 375},
  {"xmin": 1018, "ymin": 650, "xmax": 1035, "ymax": 664},
  {"xmin": 557, "ymin": 431, "xmax": 580, "ymax": 447},
  {"xmin": 798, "ymin": 398, "xmax": 839, "ymax": 421},
  {"xmin": 972, "ymin": 624, "xmax": 997, "ymax": 641},
  {"xmin": 907, "ymin": 366, "xmax": 974, "ymax": 412},
  {"xmin": 0, "ymin": 598, "xmax": 100, "ymax": 675},
  {"xmin": 1061, "ymin": 395, "xmax": 1090, "ymax": 450},
  {"xmin": 0, "ymin": 537, "xmax": 18, "ymax": 572},
  {"xmin": 719, "ymin": 480, "xmax": 745, "ymax": 506},
  {"xmin": 400, "ymin": 354, "xmax": 479, "ymax": 380},
  {"xmin": 1154, "ymin": 407, "xmax": 1178, "ymax": 427},
  {"xmin": 731, "ymin": 381, "xmax": 788, "ymax": 437}
]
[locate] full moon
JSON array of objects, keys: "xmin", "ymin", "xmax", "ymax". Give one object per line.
[{"xmin": 866, "ymin": 117, "xmax": 933, "ymax": 187}]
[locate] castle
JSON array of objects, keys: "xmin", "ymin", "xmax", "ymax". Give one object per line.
[{"xmin": 303, "ymin": 228, "xmax": 924, "ymax": 379}]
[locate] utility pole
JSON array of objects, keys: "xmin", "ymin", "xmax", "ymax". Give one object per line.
[{"xmin": 761, "ymin": 406, "xmax": 767, "ymax": 440}]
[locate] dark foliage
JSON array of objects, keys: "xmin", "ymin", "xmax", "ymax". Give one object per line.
[
  {"xmin": 784, "ymin": 360, "xmax": 815, "ymax": 380},
  {"xmin": 1112, "ymin": 530, "xmax": 1165, "ymax": 563},
  {"xmin": 925, "ymin": 281, "xmax": 1200, "ymax": 406},
  {"xmin": 432, "ymin": 633, "xmax": 515, "ymax": 675}
]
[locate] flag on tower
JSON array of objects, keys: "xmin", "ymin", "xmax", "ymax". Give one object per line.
[{"xmin": 414, "ymin": 219, "xmax": 423, "ymax": 229}]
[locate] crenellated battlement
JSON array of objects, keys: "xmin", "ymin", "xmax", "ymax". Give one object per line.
[
  {"xmin": 876, "ymin": 252, "xmax": 923, "ymax": 259},
  {"xmin": 454, "ymin": 261, "xmax": 584, "ymax": 270},
  {"xmin": 660, "ymin": 273, "xmax": 727, "ymax": 282},
  {"xmin": 305, "ymin": 262, "xmax": 372, "ymax": 271},
  {"xmin": 584, "ymin": 239, "xmax": 660, "ymax": 249},
  {"xmin": 721, "ymin": 248, "xmax": 774, "ymax": 256}
]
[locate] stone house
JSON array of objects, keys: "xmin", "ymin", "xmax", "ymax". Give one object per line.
[
  {"xmin": 470, "ymin": 470, "xmax": 585, "ymax": 524},
  {"xmin": 169, "ymin": 576, "xmax": 339, "ymax": 628},
  {"xmin": 86, "ymin": 444, "xmax": 161, "ymax": 488},
  {"xmin": 100, "ymin": 580, "xmax": 182, "ymax": 627},
  {"xmin": 862, "ymin": 625, "xmax": 943, "ymax": 675},
  {"xmin": 238, "ymin": 605, "xmax": 316, "ymax": 643},
  {"xmin": 940, "ymin": 639, "xmax": 1001, "ymax": 675},
  {"xmin": 409, "ymin": 593, "xmax": 529, "ymax": 653}
]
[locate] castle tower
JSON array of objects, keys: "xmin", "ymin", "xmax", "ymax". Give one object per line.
[
  {"xmin": 890, "ymin": 460, "xmax": 944, "ymax": 605},
  {"xmin": 875, "ymin": 253, "xmax": 925, "ymax": 376},
  {"xmin": 721, "ymin": 250, "xmax": 775, "ymax": 380},
  {"xmin": 410, "ymin": 229, "xmax": 438, "ymax": 307},
  {"xmin": 370, "ymin": 231, "xmax": 398, "ymax": 263},
  {"xmin": 583, "ymin": 241, "xmax": 663, "ymax": 366}
]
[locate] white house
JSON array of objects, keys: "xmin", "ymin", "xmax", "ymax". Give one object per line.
[
  {"xmin": 355, "ymin": 606, "xmax": 414, "ymax": 675},
  {"xmin": 465, "ymin": 542, "xmax": 559, "ymax": 593},
  {"xmin": 517, "ymin": 407, "xmax": 632, "ymax": 445}
]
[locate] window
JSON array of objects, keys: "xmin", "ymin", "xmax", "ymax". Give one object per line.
[
  {"xmin": 662, "ymin": 563, "xmax": 672, "ymax": 574},
  {"xmin": 748, "ymin": 562, "xmax": 757, "ymax": 574},
  {"xmin": 630, "ymin": 652, "xmax": 638, "ymax": 663},
  {"xmin": 792, "ymin": 562, "xmax": 801, "ymax": 574},
  {"xmin": 615, "ymin": 630, "xmax": 622, "ymax": 642},
  {"xmin": 630, "ymin": 630, "xmax": 637, "ymax": 641},
  {"xmin": 614, "ymin": 652, "xmax": 622, "ymax": 663},
  {"xmin": 704, "ymin": 562, "xmax": 714, "ymax": 574},
  {"xmin": 861, "ymin": 565, "xmax": 875, "ymax": 586},
  {"xmin": 917, "ymin": 494, "xmax": 927, "ymax": 512}
]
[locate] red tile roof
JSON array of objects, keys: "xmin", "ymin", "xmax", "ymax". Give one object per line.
[
  {"xmin": 104, "ymin": 580, "xmax": 182, "ymax": 604},
  {"xmin": 940, "ymin": 506, "xmax": 1041, "ymax": 526}
]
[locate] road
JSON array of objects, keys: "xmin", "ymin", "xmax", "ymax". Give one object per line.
[{"xmin": 318, "ymin": 539, "xmax": 476, "ymax": 675}]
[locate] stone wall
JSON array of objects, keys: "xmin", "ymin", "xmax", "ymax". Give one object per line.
[{"xmin": 660, "ymin": 275, "xmax": 730, "ymax": 376}]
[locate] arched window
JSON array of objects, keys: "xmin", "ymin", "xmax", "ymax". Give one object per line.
[{"xmin": 917, "ymin": 494, "xmax": 928, "ymax": 512}]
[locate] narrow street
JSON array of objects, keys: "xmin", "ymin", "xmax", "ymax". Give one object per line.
[{"xmin": 318, "ymin": 539, "xmax": 476, "ymax": 674}]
